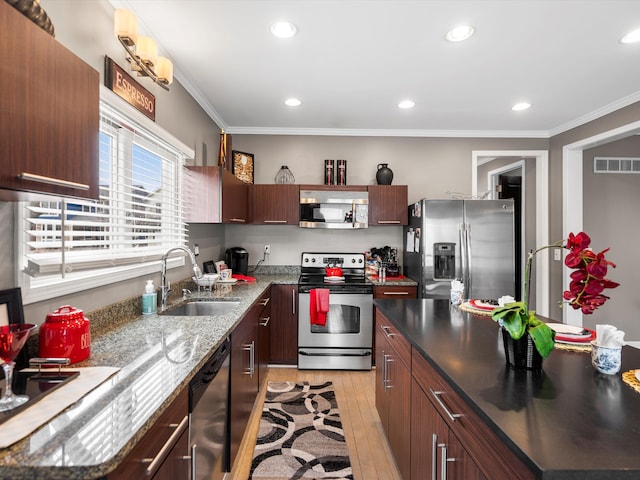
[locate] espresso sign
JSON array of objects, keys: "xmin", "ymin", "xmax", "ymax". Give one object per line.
[{"xmin": 104, "ymin": 56, "xmax": 156, "ymax": 121}]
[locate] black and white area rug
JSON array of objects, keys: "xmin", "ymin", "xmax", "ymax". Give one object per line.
[{"xmin": 249, "ymin": 381, "xmax": 354, "ymax": 480}]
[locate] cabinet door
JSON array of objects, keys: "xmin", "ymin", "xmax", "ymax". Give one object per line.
[
  {"xmin": 375, "ymin": 324, "xmax": 390, "ymax": 433},
  {"xmin": 229, "ymin": 316, "xmax": 258, "ymax": 468},
  {"xmin": 270, "ymin": 284, "xmax": 299, "ymax": 365},
  {"xmin": 257, "ymin": 292, "xmax": 272, "ymax": 387},
  {"xmin": 108, "ymin": 390, "xmax": 189, "ymax": 479},
  {"xmin": 373, "ymin": 285, "xmax": 418, "ymax": 299},
  {"xmin": 250, "ymin": 184, "xmax": 299, "ymax": 224},
  {"xmin": 368, "ymin": 185, "xmax": 408, "ymax": 226},
  {"xmin": 0, "ymin": 1, "xmax": 99, "ymax": 200},
  {"xmin": 387, "ymin": 349, "xmax": 411, "ymax": 480},
  {"xmin": 221, "ymin": 169, "xmax": 248, "ymax": 223}
]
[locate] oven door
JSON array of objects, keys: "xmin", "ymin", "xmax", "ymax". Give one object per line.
[{"xmin": 298, "ymin": 291, "xmax": 372, "ymax": 369}]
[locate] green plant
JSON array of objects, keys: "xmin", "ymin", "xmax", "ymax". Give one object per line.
[{"xmin": 491, "ymin": 232, "xmax": 619, "ymax": 358}]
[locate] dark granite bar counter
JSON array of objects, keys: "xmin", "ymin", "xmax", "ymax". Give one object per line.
[{"xmin": 374, "ymin": 298, "xmax": 640, "ymax": 480}]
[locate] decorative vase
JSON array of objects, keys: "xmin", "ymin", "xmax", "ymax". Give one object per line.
[
  {"xmin": 501, "ymin": 327, "xmax": 543, "ymax": 370},
  {"xmin": 376, "ymin": 163, "xmax": 394, "ymax": 185},
  {"xmin": 274, "ymin": 165, "xmax": 295, "ymax": 184}
]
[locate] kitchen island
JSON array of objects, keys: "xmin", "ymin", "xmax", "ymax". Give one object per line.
[
  {"xmin": 0, "ymin": 274, "xmax": 298, "ymax": 480},
  {"xmin": 374, "ymin": 298, "xmax": 640, "ymax": 480}
]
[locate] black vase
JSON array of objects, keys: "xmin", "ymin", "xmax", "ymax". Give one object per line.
[
  {"xmin": 501, "ymin": 327, "xmax": 543, "ymax": 370},
  {"xmin": 376, "ymin": 163, "xmax": 394, "ymax": 185}
]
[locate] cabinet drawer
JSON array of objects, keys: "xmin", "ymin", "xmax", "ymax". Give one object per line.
[
  {"xmin": 376, "ymin": 311, "xmax": 411, "ymax": 370},
  {"xmin": 108, "ymin": 389, "xmax": 189, "ymax": 479},
  {"xmin": 411, "ymin": 349, "xmax": 534, "ymax": 480},
  {"xmin": 373, "ymin": 285, "xmax": 417, "ymax": 299}
]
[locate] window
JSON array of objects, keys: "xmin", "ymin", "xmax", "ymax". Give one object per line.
[{"xmin": 18, "ymin": 102, "xmax": 189, "ymax": 304}]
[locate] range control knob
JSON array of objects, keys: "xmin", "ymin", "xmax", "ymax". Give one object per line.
[
  {"xmin": 304, "ymin": 258, "xmax": 309, "ymax": 263},
  {"xmin": 311, "ymin": 258, "xmax": 316, "ymax": 263},
  {"xmin": 358, "ymin": 258, "xmax": 363, "ymax": 263}
]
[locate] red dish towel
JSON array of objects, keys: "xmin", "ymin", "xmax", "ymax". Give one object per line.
[
  {"xmin": 310, "ymin": 288, "xmax": 330, "ymax": 326},
  {"xmin": 231, "ymin": 273, "xmax": 256, "ymax": 282}
]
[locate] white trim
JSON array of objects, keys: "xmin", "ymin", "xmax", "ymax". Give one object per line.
[
  {"xmin": 472, "ymin": 150, "xmax": 549, "ymax": 315},
  {"xmin": 225, "ymin": 126, "xmax": 550, "ymax": 138},
  {"xmin": 561, "ymin": 118, "xmax": 640, "ymax": 326},
  {"xmin": 486, "ymin": 161, "xmax": 526, "ymax": 301}
]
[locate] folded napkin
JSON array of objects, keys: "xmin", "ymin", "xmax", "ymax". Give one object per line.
[
  {"xmin": 498, "ymin": 295, "xmax": 515, "ymax": 306},
  {"xmin": 450, "ymin": 279, "xmax": 464, "ymax": 292},
  {"xmin": 595, "ymin": 324, "xmax": 625, "ymax": 347},
  {"xmin": 231, "ymin": 273, "xmax": 256, "ymax": 282},
  {"xmin": 0, "ymin": 366, "xmax": 119, "ymax": 448}
]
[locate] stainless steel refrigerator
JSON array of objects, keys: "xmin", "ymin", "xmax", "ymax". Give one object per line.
[{"xmin": 403, "ymin": 199, "xmax": 516, "ymax": 300}]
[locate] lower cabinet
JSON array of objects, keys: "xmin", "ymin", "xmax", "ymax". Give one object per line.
[
  {"xmin": 256, "ymin": 289, "xmax": 272, "ymax": 388},
  {"xmin": 411, "ymin": 377, "xmax": 485, "ymax": 480},
  {"xmin": 270, "ymin": 284, "xmax": 299, "ymax": 365},
  {"xmin": 108, "ymin": 389, "xmax": 189, "ymax": 479},
  {"xmin": 375, "ymin": 311, "xmax": 411, "ymax": 480},
  {"xmin": 229, "ymin": 307, "xmax": 259, "ymax": 469}
]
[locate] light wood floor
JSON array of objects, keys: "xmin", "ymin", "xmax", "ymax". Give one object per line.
[{"xmin": 228, "ymin": 367, "xmax": 402, "ymax": 480}]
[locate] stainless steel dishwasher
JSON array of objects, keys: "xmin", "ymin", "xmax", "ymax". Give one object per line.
[{"xmin": 189, "ymin": 337, "xmax": 230, "ymax": 480}]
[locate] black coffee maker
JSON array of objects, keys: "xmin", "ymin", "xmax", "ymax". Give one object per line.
[{"xmin": 225, "ymin": 247, "xmax": 249, "ymax": 275}]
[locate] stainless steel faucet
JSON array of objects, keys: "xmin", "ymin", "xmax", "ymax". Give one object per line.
[{"xmin": 160, "ymin": 246, "xmax": 202, "ymax": 311}]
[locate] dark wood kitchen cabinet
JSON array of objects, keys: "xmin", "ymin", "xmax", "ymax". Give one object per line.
[
  {"xmin": 256, "ymin": 289, "xmax": 272, "ymax": 388},
  {"xmin": 410, "ymin": 348, "xmax": 533, "ymax": 480},
  {"xmin": 108, "ymin": 389, "xmax": 189, "ymax": 479},
  {"xmin": 184, "ymin": 166, "xmax": 248, "ymax": 223},
  {"xmin": 373, "ymin": 285, "xmax": 417, "ymax": 299},
  {"xmin": 375, "ymin": 310, "xmax": 411, "ymax": 480},
  {"xmin": 368, "ymin": 185, "xmax": 408, "ymax": 226},
  {"xmin": 0, "ymin": 1, "xmax": 99, "ymax": 200},
  {"xmin": 250, "ymin": 184, "xmax": 299, "ymax": 224},
  {"xmin": 270, "ymin": 284, "xmax": 299, "ymax": 365},
  {"xmin": 229, "ymin": 297, "xmax": 261, "ymax": 468}
]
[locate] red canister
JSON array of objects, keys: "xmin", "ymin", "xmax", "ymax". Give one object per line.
[{"xmin": 39, "ymin": 305, "xmax": 91, "ymax": 364}]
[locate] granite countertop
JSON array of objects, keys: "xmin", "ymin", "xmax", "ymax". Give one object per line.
[
  {"xmin": 367, "ymin": 275, "xmax": 418, "ymax": 287},
  {"xmin": 374, "ymin": 298, "xmax": 640, "ymax": 480},
  {"xmin": 0, "ymin": 273, "xmax": 298, "ymax": 480}
]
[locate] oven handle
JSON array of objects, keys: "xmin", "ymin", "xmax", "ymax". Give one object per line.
[{"xmin": 298, "ymin": 350, "xmax": 372, "ymax": 357}]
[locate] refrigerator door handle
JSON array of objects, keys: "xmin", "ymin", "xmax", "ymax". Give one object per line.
[
  {"xmin": 459, "ymin": 223, "xmax": 469, "ymax": 298},
  {"xmin": 465, "ymin": 224, "xmax": 472, "ymax": 299}
]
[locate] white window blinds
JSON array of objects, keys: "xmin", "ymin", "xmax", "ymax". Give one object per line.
[{"xmin": 21, "ymin": 103, "xmax": 187, "ymax": 278}]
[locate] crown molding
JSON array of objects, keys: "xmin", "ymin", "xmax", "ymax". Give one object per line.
[{"xmin": 224, "ymin": 127, "xmax": 550, "ymax": 138}]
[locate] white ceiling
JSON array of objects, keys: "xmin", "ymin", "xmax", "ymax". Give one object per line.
[{"xmin": 116, "ymin": 0, "xmax": 640, "ymax": 137}]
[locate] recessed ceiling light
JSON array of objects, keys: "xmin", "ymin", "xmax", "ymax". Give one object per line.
[
  {"xmin": 620, "ymin": 28, "xmax": 640, "ymax": 44},
  {"xmin": 271, "ymin": 21, "xmax": 297, "ymax": 38},
  {"xmin": 512, "ymin": 102, "xmax": 531, "ymax": 111},
  {"xmin": 398, "ymin": 100, "xmax": 415, "ymax": 109},
  {"xmin": 285, "ymin": 98, "xmax": 302, "ymax": 107},
  {"xmin": 445, "ymin": 25, "xmax": 475, "ymax": 42}
]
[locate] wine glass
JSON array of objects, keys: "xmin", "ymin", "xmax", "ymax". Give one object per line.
[{"xmin": 0, "ymin": 323, "xmax": 37, "ymax": 412}]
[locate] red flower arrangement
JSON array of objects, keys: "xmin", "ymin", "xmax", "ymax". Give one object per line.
[
  {"xmin": 563, "ymin": 232, "xmax": 619, "ymax": 314},
  {"xmin": 491, "ymin": 231, "xmax": 618, "ymax": 359}
]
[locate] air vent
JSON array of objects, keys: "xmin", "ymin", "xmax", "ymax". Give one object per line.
[{"xmin": 593, "ymin": 157, "xmax": 640, "ymax": 173}]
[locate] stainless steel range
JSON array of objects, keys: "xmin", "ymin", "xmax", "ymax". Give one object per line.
[{"xmin": 298, "ymin": 252, "xmax": 373, "ymax": 370}]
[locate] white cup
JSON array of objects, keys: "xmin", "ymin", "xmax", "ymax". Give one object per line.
[
  {"xmin": 220, "ymin": 269, "xmax": 232, "ymax": 281},
  {"xmin": 591, "ymin": 341, "xmax": 622, "ymax": 375}
]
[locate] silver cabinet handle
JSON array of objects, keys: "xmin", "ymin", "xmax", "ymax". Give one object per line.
[
  {"xmin": 439, "ymin": 443, "xmax": 455, "ymax": 480},
  {"xmin": 260, "ymin": 297, "xmax": 270, "ymax": 306},
  {"xmin": 381, "ymin": 325, "xmax": 396, "ymax": 337},
  {"xmin": 432, "ymin": 434, "xmax": 438, "ymax": 480},
  {"xmin": 429, "ymin": 388, "xmax": 462, "ymax": 422},
  {"xmin": 381, "ymin": 350, "xmax": 387, "ymax": 389},
  {"xmin": 19, "ymin": 172, "xmax": 90, "ymax": 190},
  {"xmin": 250, "ymin": 340, "xmax": 255, "ymax": 377},
  {"xmin": 263, "ymin": 220, "xmax": 287, "ymax": 223},
  {"xmin": 292, "ymin": 289, "xmax": 296, "ymax": 315},
  {"xmin": 377, "ymin": 220, "xmax": 401, "ymax": 224},
  {"xmin": 142, "ymin": 415, "xmax": 189, "ymax": 476},
  {"xmin": 243, "ymin": 343, "xmax": 253, "ymax": 376},
  {"xmin": 383, "ymin": 354, "xmax": 395, "ymax": 390},
  {"xmin": 229, "ymin": 218, "xmax": 246, "ymax": 223},
  {"xmin": 190, "ymin": 444, "xmax": 196, "ymax": 480},
  {"xmin": 383, "ymin": 291, "xmax": 409, "ymax": 296},
  {"xmin": 260, "ymin": 316, "xmax": 270, "ymax": 327}
]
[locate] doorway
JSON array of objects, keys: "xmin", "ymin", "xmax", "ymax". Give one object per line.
[{"xmin": 498, "ymin": 174, "xmax": 522, "ymax": 301}]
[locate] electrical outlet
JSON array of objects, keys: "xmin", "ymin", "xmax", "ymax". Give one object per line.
[
  {"xmin": 554, "ymin": 249, "xmax": 561, "ymax": 261},
  {"xmin": 264, "ymin": 244, "xmax": 271, "ymax": 255}
]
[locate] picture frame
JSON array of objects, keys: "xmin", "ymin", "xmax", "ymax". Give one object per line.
[
  {"xmin": 0, "ymin": 288, "xmax": 29, "ymax": 370},
  {"xmin": 231, "ymin": 150, "xmax": 254, "ymax": 184}
]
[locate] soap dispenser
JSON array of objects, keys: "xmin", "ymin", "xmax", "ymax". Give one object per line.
[{"xmin": 142, "ymin": 280, "xmax": 157, "ymax": 315}]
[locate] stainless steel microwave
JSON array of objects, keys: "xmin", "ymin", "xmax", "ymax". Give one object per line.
[{"xmin": 299, "ymin": 190, "xmax": 368, "ymax": 229}]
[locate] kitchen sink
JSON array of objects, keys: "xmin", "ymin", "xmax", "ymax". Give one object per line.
[{"xmin": 162, "ymin": 299, "xmax": 241, "ymax": 316}]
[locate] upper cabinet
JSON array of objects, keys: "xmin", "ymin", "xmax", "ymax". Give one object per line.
[
  {"xmin": 0, "ymin": 1, "xmax": 99, "ymax": 200},
  {"xmin": 368, "ymin": 185, "xmax": 408, "ymax": 226},
  {"xmin": 250, "ymin": 184, "xmax": 299, "ymax": 225},
  {"xmin": 184, "ymin": 166, "xmax": 249, "ymax": 223}
]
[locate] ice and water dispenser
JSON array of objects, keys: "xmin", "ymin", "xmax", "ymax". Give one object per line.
[{"xmin": 433, "ymin": 242, "xmax": 455, "ymax": 280}]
